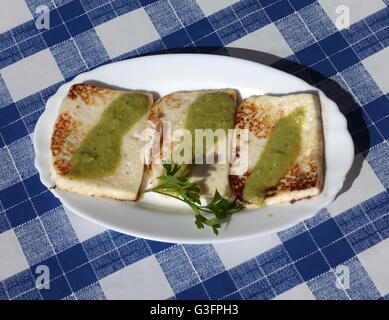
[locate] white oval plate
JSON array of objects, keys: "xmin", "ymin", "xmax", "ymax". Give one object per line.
[{"xmin": 34, "ymin": 54, "xmax": 354, "ymax": 243}]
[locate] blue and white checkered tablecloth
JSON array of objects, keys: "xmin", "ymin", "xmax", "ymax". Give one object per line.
[{"xmin": 0, "ymin": 0, "xmax": 388, "ymax": 300}]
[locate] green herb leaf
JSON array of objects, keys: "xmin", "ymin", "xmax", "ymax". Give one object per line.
[
  {"xmin": 162, "ymin": 161, "xmax": 181, "ymax": 176},
  {"xmin": 158, "ymin": 175, "xmax": 187, "ymax": 186},
  {"xmin": 142, "ymin": 162, "xmax": 244, "ymax": 235}
]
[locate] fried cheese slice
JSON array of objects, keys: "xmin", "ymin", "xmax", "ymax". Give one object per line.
[
  {"xmin": 230, "ymin": 94, "xmax": 324, "ymax": 206},
  {"xmin": 147, "ymin": 90, "xmax": 237, "ymax": 197},
  {"xmin": 50, "ymin": 84, "xmax": 153, "ymax": 201}
]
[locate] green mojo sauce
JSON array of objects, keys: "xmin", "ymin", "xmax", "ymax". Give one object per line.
[
  {"xmin": 185, "ymin": 92, "xmax": 236, "ymax": 136},
  {"xmin": 68, "ymin": 93, "xmax": 149, "ymax": 179},
  {"xmin": 242, "ymin": 107, "xmax": 305, "ymax": 206},
  {"xmin": 173, "ymin": 92, "xmax": 236, "ymax": 177}
]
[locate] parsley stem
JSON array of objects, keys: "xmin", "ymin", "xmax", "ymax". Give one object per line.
[{"xmin": 152, "ymin": 190, "xmax": 188, "ymax": 203}]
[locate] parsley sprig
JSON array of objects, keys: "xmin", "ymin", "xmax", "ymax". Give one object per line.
[{"xmin": 141, "ymin": 162, "xmax": 244, "ymax": 235}]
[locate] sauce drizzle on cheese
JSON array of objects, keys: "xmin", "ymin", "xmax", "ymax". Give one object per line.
[
  {"xmin": 67, "ymin": 93, "xmax": 149, "ymax": 179},
  {"xmin": 242, "ymin": 107, "xmax": 305, "ymax": 206},
  {"xmin": 172, "ymin": 91, "xmax": 236, "ymax": 177}
]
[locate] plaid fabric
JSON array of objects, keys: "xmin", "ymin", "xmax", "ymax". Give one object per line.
[{"xmin": 0, "ymin": 0, "xmax": 389, "ymax": 300}]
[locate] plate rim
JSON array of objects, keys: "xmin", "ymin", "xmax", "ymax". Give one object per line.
[{"xmin": 33, "ymin": 53, "xmax": 354, "ymax": 243}]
